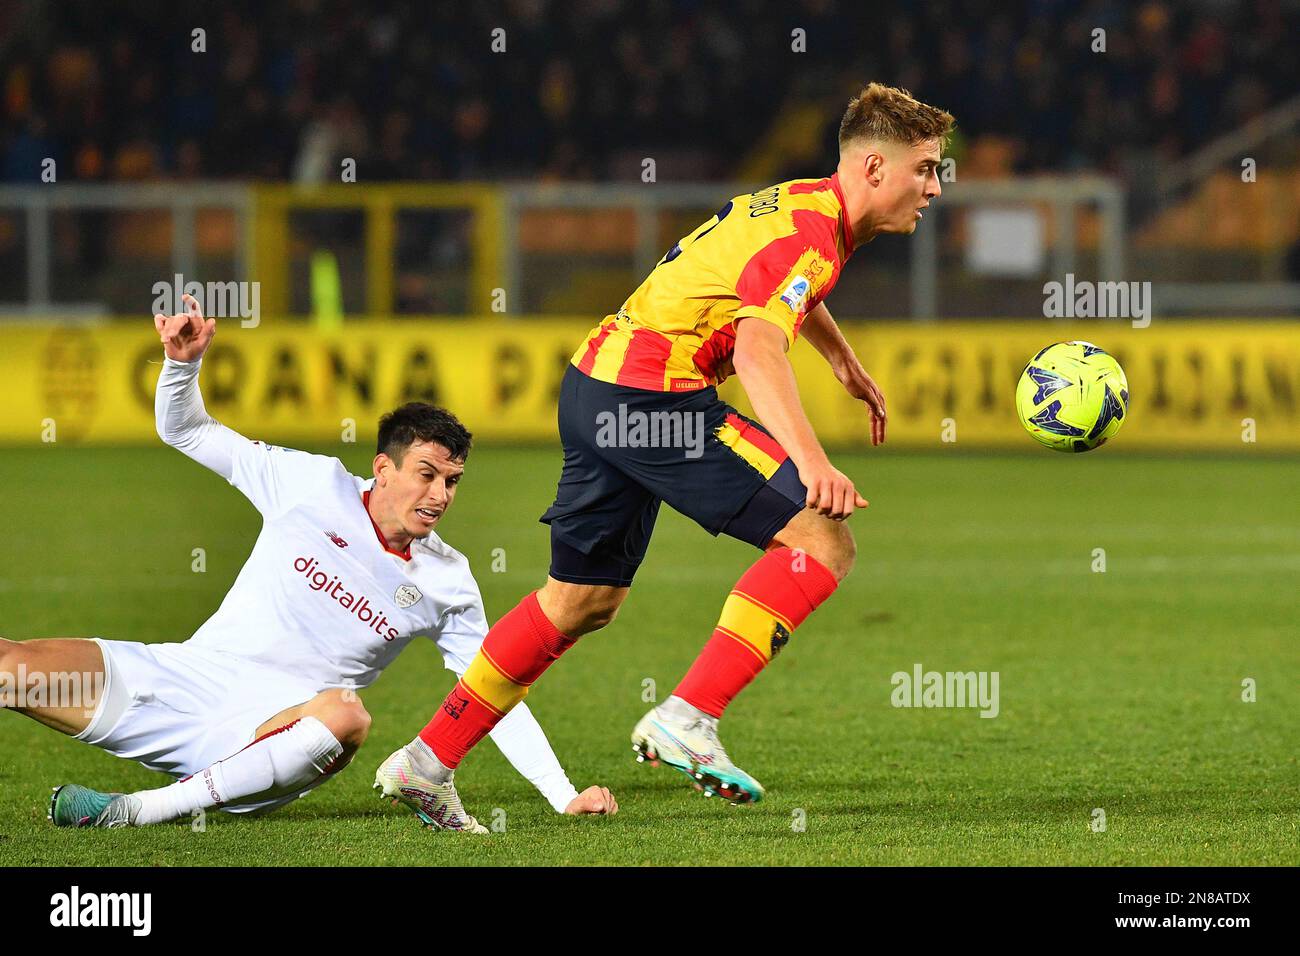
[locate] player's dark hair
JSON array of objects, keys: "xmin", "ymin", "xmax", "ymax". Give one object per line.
[
  {"xmin": 839, "ymin": 82, "xmax": 955, "ymax": 150},
  {"xmin": 377, "ymin": 403, "xmax": 473, "ymax": 465}
]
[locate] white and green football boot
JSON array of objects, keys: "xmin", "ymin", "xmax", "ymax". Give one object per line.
[
  {"xmin": 631, "ymin": 697, "xmax": 765, "ymax": 804},
  {"xmin": 373, "ymin": 741, "xmax": 488, "ymax": 834},
  {"xmin": 49, "ymin": 784, "xmax": 140, "ymax": 828}
]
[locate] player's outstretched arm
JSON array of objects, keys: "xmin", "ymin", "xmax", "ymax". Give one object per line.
[
  {"xmin": 488, "ymin": 704, "xmax": 618, "ymax": 816},
  {"xmin": 800, "ymin": 302, "xmax": 888, "ymax": 445},
  {"xmin": 153, "ymin": 293, "xmax": 243, "ymax": 479},
  {"xmin": 733, "ymin": 316, "xmax": 868, "ymax": 521}
]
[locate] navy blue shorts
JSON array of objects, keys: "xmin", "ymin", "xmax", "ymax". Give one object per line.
[{"xmin": 540, "ymin": 365, "xmax": 807, "ymax": 587}]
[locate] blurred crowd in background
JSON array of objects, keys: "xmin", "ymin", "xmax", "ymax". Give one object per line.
[
  {"xmin": 1, "ymin": 0, "xmax": 1296, "ymax": 316},
  {"xmin": 2, "ymin": 0, "xmax": 1295, "ymax": 186}
]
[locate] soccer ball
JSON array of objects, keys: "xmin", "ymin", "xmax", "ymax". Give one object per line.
[{"xmin": 1015, "ymin": 341, "xmax": 1129, "ymax": 452}]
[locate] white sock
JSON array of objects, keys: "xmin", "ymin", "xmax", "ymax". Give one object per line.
[
  {"xmin": 407, "ymin": 736, "xmax": 452, "ymax": 782},
  {"xmin": 131, "ymin": 717, "xmax": 344, "ymax": 825},
  {"xmin": 658, "ymin": 694, "xmax": 712, "ymax": 724}
]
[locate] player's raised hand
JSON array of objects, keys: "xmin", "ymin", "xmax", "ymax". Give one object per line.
[
  {"xmin": 837, "ymin": 361, "xmax": 888, "ymax": 445},
  {"xmin": 800, "ymin": 457, "xmax": 868, "ymax": 521},
  {"xmin": 154, "ymin": 292, "xmax": 215, "ymax": 363},
  {"xmin": 564, "ymin": 785, "xmax": 619, "ymax": 816}
]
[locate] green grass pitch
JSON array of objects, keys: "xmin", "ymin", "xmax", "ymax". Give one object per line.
[{"xmin": 1, "ymin": 444, "xmax": 1296, "ymax": 866}]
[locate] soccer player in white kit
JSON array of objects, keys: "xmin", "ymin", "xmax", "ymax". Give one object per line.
[{"xmin": 1, "ymin": 295, "xmax": 617, "ymax": 832}]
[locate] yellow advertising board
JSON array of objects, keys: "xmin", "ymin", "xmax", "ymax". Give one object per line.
[{"xmin": 0, "ymin": 319, "xmax": 1296, "ymax": 450}]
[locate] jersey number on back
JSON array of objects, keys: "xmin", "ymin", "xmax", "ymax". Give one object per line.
[{"xmin": 657, "ymin": 200, "xmax": 733, "ymax": 267}]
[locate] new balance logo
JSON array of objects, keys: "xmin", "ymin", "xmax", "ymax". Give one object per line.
[{"xmin": 325, "ymin": 531, "xmax": 348, "ymax": 548}]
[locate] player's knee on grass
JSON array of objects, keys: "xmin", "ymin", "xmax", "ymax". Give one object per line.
[{"xmin": 307, "ymin": 690, "xmax": 371, "ymax": 752}]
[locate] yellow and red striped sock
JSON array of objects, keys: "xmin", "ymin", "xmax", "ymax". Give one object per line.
[
  {"xmin": 674, "ymin": 548, "xmax": 838, "ymax": 717},
  {"xmin": 419, "ymin": 591, "xmax": 575, "ymax": 768}
]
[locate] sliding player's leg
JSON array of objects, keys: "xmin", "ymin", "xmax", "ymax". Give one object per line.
[
  {"xmin": 51, "ymin": 688, "xmax": 355, "ymax": 828},
  {"xmin": 125, "ymin": 688, "xmax": 366, "ymax": 826},
  {"xmin": 50, "ymin": 686, "xmax": 358, "ymax": 829},
  {"xmin": 46, "ymin": 640, "xmax": 349, "ymax": 828},
  {"xmin": 629, "ymin": 410, "xmax": 854, "ymax": 802},
  {"xmin": 0, "ymin": 637, "xmax": 108, "ymax": 736}
]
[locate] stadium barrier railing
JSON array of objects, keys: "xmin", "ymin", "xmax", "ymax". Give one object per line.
[{"xmin": 5, "ymin": 180, "xmax": 1298, "ymax": 320}]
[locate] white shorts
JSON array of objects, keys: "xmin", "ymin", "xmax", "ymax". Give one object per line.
[{"xmin": 77, "ymin": 639, "xmax": 328, "ymax": 814}]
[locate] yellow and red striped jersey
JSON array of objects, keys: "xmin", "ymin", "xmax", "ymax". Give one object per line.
[{"xmin": 571, "ymin": 174, "xmax": 856, "ymax": 392}]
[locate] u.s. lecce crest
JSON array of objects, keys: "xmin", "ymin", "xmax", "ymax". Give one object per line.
[{"xmin": 394, "ymin": 584, "xmax": 422, "ymax": 608}]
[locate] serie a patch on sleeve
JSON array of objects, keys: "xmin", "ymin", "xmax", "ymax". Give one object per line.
[{"xmin": 778, "ymin": 275, "xmax": 811, "ymax": 312}]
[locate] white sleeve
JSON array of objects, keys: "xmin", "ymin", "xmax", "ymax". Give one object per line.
[
  {"xmin": 155, "ymin": 356, "xmax": 242, "ymax": 481},
  {"xmin": 435, "ymin": 594, "xmax": 579, "ymax": 814},
  {"xmin": 155, "ymin": 355, "xmax": 334, "ymax": 518},
  {"xmin": 487, "ymin": 704, "xmax": 579, "ymax": 814}
]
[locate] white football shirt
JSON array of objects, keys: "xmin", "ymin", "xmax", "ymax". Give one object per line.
[
  {"xmin": 187, "ymin": 441, "xmax": 486, "ymax": 691},
  {"xmin": 154, "ymin": 356, "xmax": 579, "ymax": 811}
]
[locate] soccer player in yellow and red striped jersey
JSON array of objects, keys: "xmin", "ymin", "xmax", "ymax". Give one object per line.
[
  {"xmin": 574, "ymin": 174, "xmax": 851, "ymax": 392},
  {"xmin": 377, "ymin": 83, "xmax": 955, "ymax": 826}
]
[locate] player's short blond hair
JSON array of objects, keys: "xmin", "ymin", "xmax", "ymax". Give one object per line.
[{"xmin": 838, "ymin": 83, "xmax": 955, "ymax": 151}]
